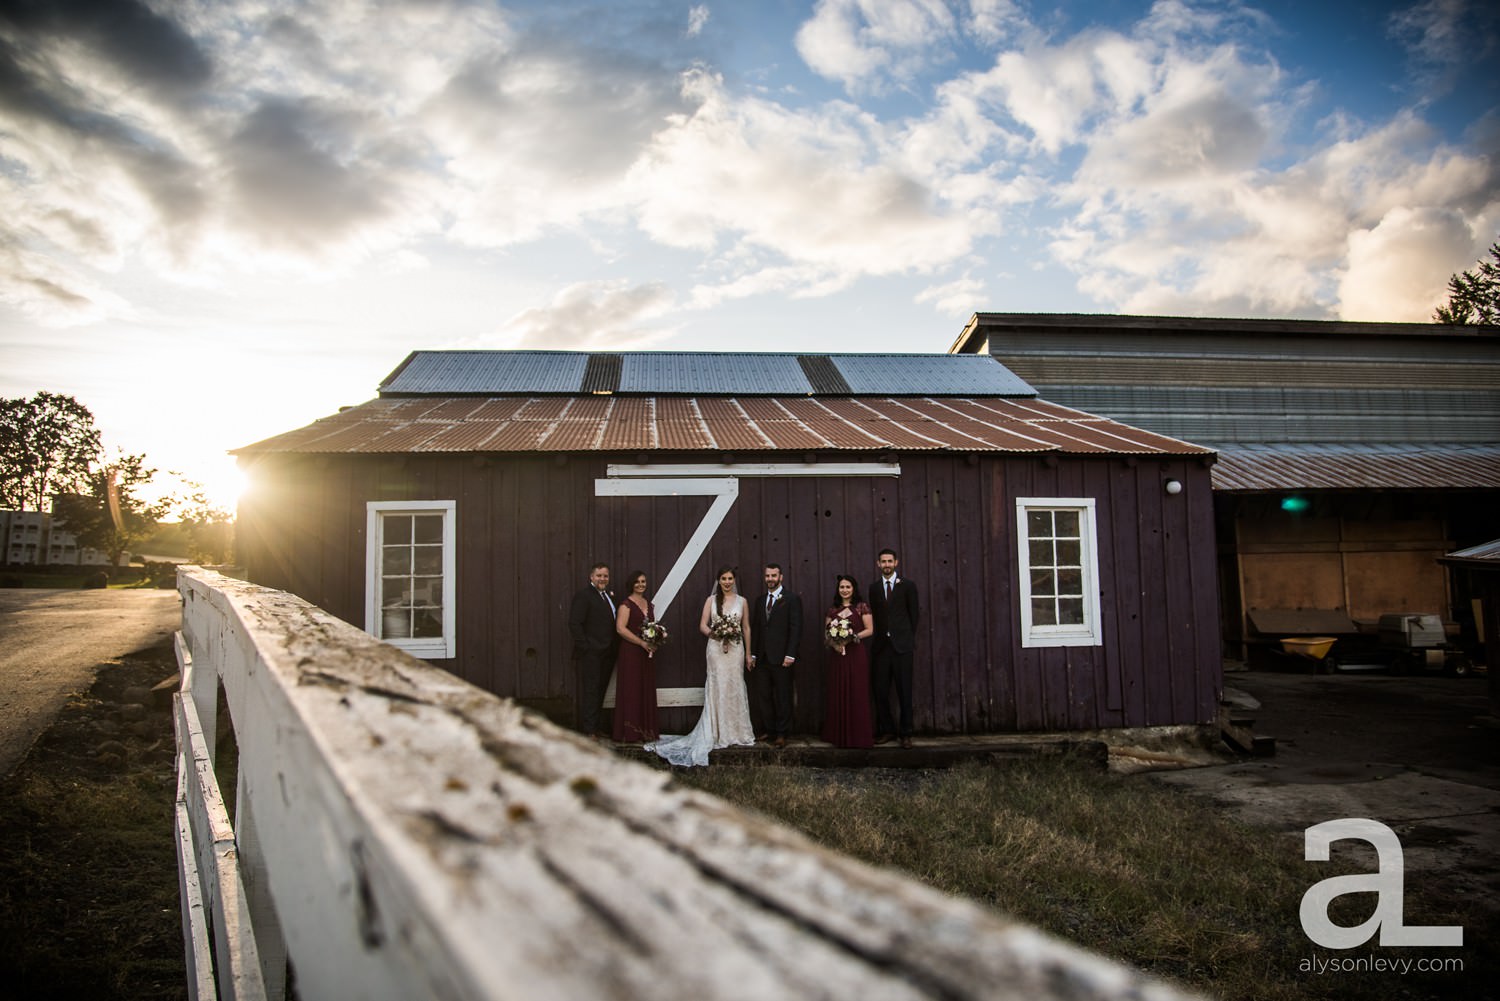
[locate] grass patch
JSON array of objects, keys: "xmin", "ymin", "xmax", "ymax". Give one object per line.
[
  {"xmin": 0, "ymin": 643, "xmax": 183, "ymax": 1000},
  {"xmin": 679, "ymin": 761, "xmax": 1492, "ymax": 1001}
]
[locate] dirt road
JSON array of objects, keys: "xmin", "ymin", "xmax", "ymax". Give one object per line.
[{"xmin": 0, "ymin": 588, "xmax": 181, "ymax": 777}]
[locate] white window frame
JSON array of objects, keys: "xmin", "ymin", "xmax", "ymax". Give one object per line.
[
  {"xmin": 365, "ymin": 500, "xmax": 457, "ymax": 659},
  {"xmin": 1016, "ymin": 497, "xmax": 1103, "ymax": 648}
]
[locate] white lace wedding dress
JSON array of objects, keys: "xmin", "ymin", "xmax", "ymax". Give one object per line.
[{"xmin": 647, "ymin": 595, "xmax": 755, "ymax": 767}]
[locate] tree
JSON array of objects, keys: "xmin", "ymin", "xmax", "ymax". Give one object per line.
[
  {"xmin": 1434, "ymin": 241, "xmax": 1500, "ymax": 325},
  {"xmin": 176, "ymin": 483, "xmax": 236, "ymax": 565},
  {"xmin": 51, "ymin": 453, "xmax": 172, "ymax": 566},
  {"xmin": 0, "ymin": 392, "xmax": 104, "ymax": 511}
]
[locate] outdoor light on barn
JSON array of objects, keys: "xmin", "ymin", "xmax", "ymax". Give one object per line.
[{"xmin": 1280, "ymin": 495, "xmax": 1311, "ymax": 513}]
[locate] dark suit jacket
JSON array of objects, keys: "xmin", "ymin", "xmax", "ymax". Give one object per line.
[
  {"xmin": 751, "ymin": 589, "xmax": 803, "ymax": 665},
  {"xmin": 569, "ymin": 585, "xmax": 619, "ymax": 658},
  {"xmin": 868, "ymin": 576, "xmax": 919, "ymax": 654}
]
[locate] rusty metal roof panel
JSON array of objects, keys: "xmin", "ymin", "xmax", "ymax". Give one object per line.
[
  {"xmin": 235, "ymin": 395, "xmax": 1210, "ymax": 457},
  {"xmin": 1211, "ymin": 444, "xmax": 1500, "ymax": 490}
]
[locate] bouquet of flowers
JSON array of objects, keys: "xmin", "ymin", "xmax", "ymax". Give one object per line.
[
  {"xmin": 824, "ymin": 615, "xmax": 855, "ymax": 654},
  {"xmin": 641, "ymin": 619, "xmax": 669, "ymax": 657},
  {"xmin": 709, "ymin": 612, "xmax": 742, "ymax": 651}
]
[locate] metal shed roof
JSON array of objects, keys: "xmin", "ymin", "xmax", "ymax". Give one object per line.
[
  {"xmin": 235, "ymin": 394, "xmax": 1209, "ymax": 457},
  {"xmin": 379, "ymin": 351, "xmax": 1036, "ymax": 398},
  {"xmin": 1210, "ymin": 444, "xmax": 1500, "ymax": 491}
]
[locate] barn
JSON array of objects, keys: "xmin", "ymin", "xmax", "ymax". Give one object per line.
[
  {"xmin": 233, "ymin": 350, "xmax": 1221, "ymax": 736},
  {"xmin": 951, "ymin": 313, "xmax": 1500, "ymax": 664}
]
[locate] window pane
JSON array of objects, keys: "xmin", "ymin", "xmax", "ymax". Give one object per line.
[
  {"xmin": 412, "ymin": 609, "xmax": 443, "ymax": 638},
  {"xmin": 1030, "ymin": 569, "xmax": 1056, "ymax": 595},
  {"xmin": 1056, "ymin": 568, "xmax": 1083, "ymax": 596},
  {"xmin": 385, "ymin": 516, "xmax": 412, "ymax": 545},
  {"xmin": 1053, "ymin": 510, "xmax": 1080, "ymax": 537},
  {"xmin": 1027, "ymin": 510, "xmax": 1053, "ymax": 536},
  {"xmin": 413, "ymin": 545, "xmax": 442, "ymax": 575},
  {"xmin": 381, "ymin": 575, "xmax": 411, "ymax": 607},
  {"xmin": 1056, "ymin": 540, "xmax": 1082, "ymax": 566},
  {"xmin": 413, "ymin": 515, "xmax": 443, "ymax": 545},
  {"xmin": 1057, "ymin": 598, "xmax": 1084, "ymax": 625},
  {"xmin": 1029, "ymin": 539, "xmax": 1053, "ymax": 566},
  {"xmin": 382, "ymin": 547, "xmax": 411, "ymax": 574},
  {"xmin": 413, "ymin": 577, "xmax": 443, "ymax": 607},
  {"xmin": 1031, "ymin": 598, "xmax": 1057, "ymax": 626},
  {"xmin": 381, "ymin": 608, "xmax": 411, "ymax": 639}
]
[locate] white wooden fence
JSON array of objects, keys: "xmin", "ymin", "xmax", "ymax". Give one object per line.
[{"xmin": 173, "ymin": 565, "xmax": 1199, "ymax": 1001}]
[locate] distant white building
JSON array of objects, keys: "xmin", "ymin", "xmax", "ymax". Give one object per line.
[{"xmin": 1, "ymin": 509, "xmax": 116, "ymax": 566}]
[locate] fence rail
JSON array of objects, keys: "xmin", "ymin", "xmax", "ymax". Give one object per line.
[{"xmin": 173, "ymin": 564, "xmax": 1197, "ymax": 1000}]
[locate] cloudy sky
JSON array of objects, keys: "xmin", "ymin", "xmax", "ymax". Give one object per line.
[{"xmin": 2, "ymin": 0, "xmax": 1497, "ymax": 508}]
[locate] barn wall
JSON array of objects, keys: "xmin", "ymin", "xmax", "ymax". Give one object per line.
[{"xmin": 237, "ymin": 451, "xmax": 1221, "ymax": 734}]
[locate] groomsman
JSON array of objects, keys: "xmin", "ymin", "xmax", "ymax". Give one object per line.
[
  {"xmin": 750, "ymin": 563, "xmax": 802, "ymax": 748},
  {"xmin": 568, "ymin": 562, "xmax": 618, "ymax": 739},
  {"xmin": 868, "ymin": 548, "xmax": 919, "ymax": 748}
]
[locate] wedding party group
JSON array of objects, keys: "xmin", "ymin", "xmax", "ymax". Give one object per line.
[{"xmin": 567, "ymin": 550, "xmax": 921, "ymax": 767}]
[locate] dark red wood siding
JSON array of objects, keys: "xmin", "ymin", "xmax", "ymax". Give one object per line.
[{"xmin": 237, "ymin": 452, "xmax": 1221, "ymax": 733}]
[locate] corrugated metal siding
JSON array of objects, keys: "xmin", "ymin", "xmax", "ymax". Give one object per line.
[
  {"xmin": 235, "ymin": 395, "xmax": 1213, "ymax": 457},
  {"xmin": 1211, "ymin": 445, "xmax": 1500, "ymax": 490},
  {"xmin": 972, "ymin": 317, "xmax": 1500, "ymax": 451}
]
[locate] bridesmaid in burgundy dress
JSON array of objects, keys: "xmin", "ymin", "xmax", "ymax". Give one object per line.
[
  {"xmin": 612, "ymin": 570, "xmax": 660, "ymax": 743},
  {"xmin": 821, "ymin": 575, "xmax": 875, "ymax": 748}
]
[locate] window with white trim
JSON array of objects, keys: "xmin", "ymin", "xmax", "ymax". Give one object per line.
[
  {"xmin": 366, "ymin": 501, "xmax": 456, "ymax": 659},
  {"xmin": 1016, "ymin": 498, "xmax": 1103, "ymax": 648}
]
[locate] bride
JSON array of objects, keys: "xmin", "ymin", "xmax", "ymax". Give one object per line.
[{"xmin": 647, "ymin": 566, "xmax": 755, "ymax": 767}]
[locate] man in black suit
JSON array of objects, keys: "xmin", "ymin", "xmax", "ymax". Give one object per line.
[
  {"xmin": 749, "ymin": 563, "xmax": 802, "ymax": 748},
  {"xmin": 568, "ymin": 562, "xmax": 618, "ymax": 739},
  {"xmin": 868, "ymin": 548, "xmax": 919, "ymax": 748}
]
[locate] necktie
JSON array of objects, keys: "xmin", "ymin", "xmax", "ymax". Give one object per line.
[
  {"xmin": 766, "ymin": 594, "xmax": 775, "ymax": 616},
  {"xmin": 885, "ymin": 579, "xmax": 892, "ymax": 600},
  {"xmin": 601, "ymin": 589, "xmax": 614, "ymax": 615}
]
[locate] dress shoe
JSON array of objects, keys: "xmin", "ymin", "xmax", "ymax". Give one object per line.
[
  {"xmin": 899, "ymin": 737, "xmax": 914, "ymax": 749},
  {"xmin": 874, "ymin": 733, "xmax": 894, "ymax": 745},
  {"xmin": 756, "ymin": 733, "xmax": 770, "ymax": 743},
  {"xmin": 773, "ymin": 736, "xmax": 787, "ymax": 749}
]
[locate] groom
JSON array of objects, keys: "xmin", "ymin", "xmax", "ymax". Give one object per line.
[{"xmin": 749, "ymin": 563, "xmax": 802, "ymax": 748}]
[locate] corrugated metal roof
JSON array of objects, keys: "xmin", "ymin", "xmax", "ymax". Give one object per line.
[
  {"xmin": 1210, "ymin": 444, "xmax": 1500, "ymax": 491},
  {"xmin": 234, "ymin": 395, "xmax": 1210, "ymax": 457},
  {"xmin": 1443, "ymin": 539, "xmax": 1500, "ymax": 564},
  {"xmin": 378, "ymin": 351, "xmax": 1037, "ymax": 397}
]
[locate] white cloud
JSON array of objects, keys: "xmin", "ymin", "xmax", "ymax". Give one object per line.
[
  {"xmin": 915, "ymin": 275, "xmax": 986, "ymax": 315},
  {"xmin": 495, "ymin": 280, "xmax": 677, "ymax": 349},
  {"xmin": 629, "ymin": 69, "xmax": 979, "ymax": 282},
  {"xmin": 795, "ymin": 0, "xmax": 958, "ymax": 91},
  {"xmin": 1339, "ymin": 207, "xmax": 1489, "ymax": 321},
  {"xmin": 687, "ymin": 5, "xmax": 711, "ymax": 38}
]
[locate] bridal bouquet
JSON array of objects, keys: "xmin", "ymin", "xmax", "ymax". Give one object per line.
[
  {"xmin": 824, "ymin": 616, "xmax": 854, "ymax": 654},
  {"xmin": 709, "ymin": 613, "xmax": 742, "ymax": 651},
  {"xmin": 641, "ymin": 619, "xmax": 669, "ymax": 657}
]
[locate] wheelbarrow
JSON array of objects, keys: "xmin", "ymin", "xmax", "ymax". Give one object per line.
[{"xmin": 1280, "ymin": 636, "xmax": 1339, "ymax": 671}]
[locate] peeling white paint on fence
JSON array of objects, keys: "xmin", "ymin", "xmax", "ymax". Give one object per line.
[{"xmin": 174, "ymin": 565, "xmax": 1200, "ymax": 1001}]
